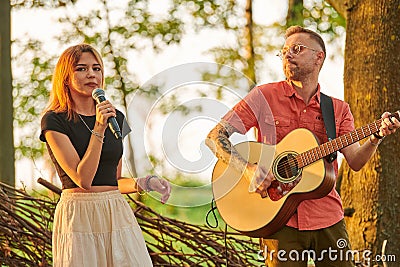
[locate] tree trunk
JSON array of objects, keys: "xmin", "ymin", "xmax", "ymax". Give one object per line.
[
  {"xmin": 341, "ymin": 0, "xmax": 400, "ymax": 260},
  {"xmin": 0, "ymin": 1, "xmax": 15, "ymax": 187},
  {"xmin": 286, "ymin": 0, "xmax": 304, "ymax": 25},
  {"xmin": 243, "ymin": 0, "xmax": 256, "ymax": 84}
]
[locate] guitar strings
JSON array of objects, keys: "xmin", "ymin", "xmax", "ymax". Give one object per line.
[
  {"xmin": 275, "ymin": 143, "xmax": 332, "ymax": 176},
  {"xmin": 273, "ymin": 144, "xmax": 331, "ymax": 178},
  {"xmin": 273, "ymin": 123, "xmax": 381, "ymax": 177}
]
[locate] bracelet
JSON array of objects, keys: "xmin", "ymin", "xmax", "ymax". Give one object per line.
[
  {"xmin": 145, "ymin": 175, "xmax": 158, "ymax": 192},
  {"xmin": 91, "ymin": 131, "xmax": 105, "ymax": 143},
  {"xmin": 369, "ymin": 135, "xmax": 382, "ymax": 146}
]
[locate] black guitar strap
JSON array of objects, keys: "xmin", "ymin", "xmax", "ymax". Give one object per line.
[{"xmin": 320, "ymin": 92, "xmax": 337, "ymax": 163}]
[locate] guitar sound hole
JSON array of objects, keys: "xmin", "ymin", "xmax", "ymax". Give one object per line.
[
  {"xmin": 274, "ymin": 152, "xmax": 301, "ymax": 183},
  {"xmin": 267, "ymin": 152, "xmax": 302, "ymax": 201}
]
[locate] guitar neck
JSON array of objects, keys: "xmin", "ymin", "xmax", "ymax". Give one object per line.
[{"xmin": 297, "ymin": 111, "xmax": 400, "ymax": 168}]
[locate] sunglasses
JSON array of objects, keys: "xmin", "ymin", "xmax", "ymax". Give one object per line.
[{"xmin": 277, "ymin": 44, "xmax": 320, "ymax": 59}]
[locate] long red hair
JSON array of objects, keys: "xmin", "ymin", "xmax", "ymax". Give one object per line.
[{"xmin": 45, "ymin": 44, "xmax": 104, "ymax": 120}]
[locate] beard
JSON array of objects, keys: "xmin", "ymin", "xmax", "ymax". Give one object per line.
[{"xmin": 283, "ymin": 62, "xmax": 310, "ymax": 81}]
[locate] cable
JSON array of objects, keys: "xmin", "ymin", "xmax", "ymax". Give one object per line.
[
  {"xmin": 205, "ymin": 198, "xmax": 219, "ymax": 229},
  {"xmin": 206, "ymin": 198, "xmax": 230, "ymax": 266}
]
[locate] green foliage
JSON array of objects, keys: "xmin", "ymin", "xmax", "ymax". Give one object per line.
[
  {"xmin": 172, "ymin": 0, "xmax": 261, "ymax": 86},
  {"xmin": 54, "ymin": 0, "xmax": 184, "ymax": 101},
  {"xmin": 157, "ymin": 94, "xmax": 203, "ymax": 116},
  {"xmin": 10, "ymin": 0, "xmax": 78, "ymax": 9},
  {"xmin": 12, "ymin": 39, "xmax": 54, "ymax": 159},
  {"xmin": 11, "ymin": 0, "xmax": 347, "ymax": 176},
  {"xmin": 174, "ymin": 0, "xmax": 346, "ymax": 87},
  {"xmin": 302, "ymin": 0, "xmax": 346, "ymax": 31},
  {"xmin": 283, "ymin": 0, "xmax": 346, "ymax": 60},
  {"xmin": 287, "ymin": 0, "xmax": 306, "ymax": 26},
  {"xmin": 12, "ymin": 0, "xmax": 186, "ymax": 161},
  {"xmin": 174, "ymin": 0, "xmax": 239, "ymax": 30},
  {"xmin": 301, "ymin": 0, "xmax": 346, "ymax": 45}
]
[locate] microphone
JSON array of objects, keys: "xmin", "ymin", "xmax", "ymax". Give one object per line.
[{"xmin": 92, "ymin": 88, "xmax": 122, "ymax": 139}]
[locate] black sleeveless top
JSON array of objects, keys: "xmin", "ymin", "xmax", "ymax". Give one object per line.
[{"xmin": 40, "ymin": 110, "xmax": 130, "ymax": 189}]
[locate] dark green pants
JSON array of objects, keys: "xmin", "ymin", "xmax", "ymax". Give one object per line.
[{"xmin": 262, "ymin": 220, "xmax": 355, "ymax": 267}]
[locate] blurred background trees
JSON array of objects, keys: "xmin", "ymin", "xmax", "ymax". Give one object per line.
[{"xmin": 1, "ymin": 0, "xmax": 399, "ymax": 262}]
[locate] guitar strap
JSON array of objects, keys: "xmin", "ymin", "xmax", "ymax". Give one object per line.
[{"xmin": 320, "ymin": 92, "xmax": 337, "ymax": 163}]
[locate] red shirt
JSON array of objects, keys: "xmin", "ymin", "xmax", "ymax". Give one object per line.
[{"xmin": 223, "ymin": 81, "xmax": 355, "ymax": 230}]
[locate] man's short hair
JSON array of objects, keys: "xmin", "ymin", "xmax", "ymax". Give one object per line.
[{"xmin": 285, "ymin": 25, "xmax": 326, "ymax": 58}]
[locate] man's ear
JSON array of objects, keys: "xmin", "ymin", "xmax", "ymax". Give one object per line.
[{"xmin": 316, "ymin": 51, "xmax": 325, "ymax": 66}]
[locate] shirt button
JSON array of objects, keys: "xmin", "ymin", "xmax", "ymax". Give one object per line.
[
  {"xmin": 303, "ymin": 109, "xmax": 307, "ymax": 113},
  {"xmin": 275, "ymin": 121, "xmax": 279, "ymax": 125}
]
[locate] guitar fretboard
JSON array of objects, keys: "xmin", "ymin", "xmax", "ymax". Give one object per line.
[{"xmin": 296, "ymin": 113, "xmax": 394, "ymax": 168}]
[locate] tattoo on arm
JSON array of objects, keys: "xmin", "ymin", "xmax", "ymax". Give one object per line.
[{"xmin": 205, "ymin": 121, "xmax": 250, "ymax": 172}]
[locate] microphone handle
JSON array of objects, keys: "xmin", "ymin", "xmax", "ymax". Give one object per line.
[
  {"xmin": 95, "ymin": 96, "xmax": 122, "ymax": 139},
  {"xmin": 108, "ymin": 117, "xmax": 122, "ymax": 139}
]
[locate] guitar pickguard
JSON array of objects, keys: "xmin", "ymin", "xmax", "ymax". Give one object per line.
[{"xmin": 267, "ymin": 176, "xmax": 301, "ymax": 201}]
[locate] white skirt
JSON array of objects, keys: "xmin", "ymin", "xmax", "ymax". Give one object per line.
[{"xmin": 52, "ymin": 190, "xmax": 153, "ymax": 267}]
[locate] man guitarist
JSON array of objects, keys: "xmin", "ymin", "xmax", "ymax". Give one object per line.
[{"xmin": 206, "ymin": 25, "xmax": 399, "ymax": 266}]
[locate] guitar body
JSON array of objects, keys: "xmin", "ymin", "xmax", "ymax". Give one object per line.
[{"xmin": 212, "ymin": 128, "xmax": 335, "ymax": 237}]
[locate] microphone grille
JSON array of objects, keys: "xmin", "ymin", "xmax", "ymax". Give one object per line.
[{"xmin": 92, "ymin": 88, "xmax": 105, "ymax": 100}]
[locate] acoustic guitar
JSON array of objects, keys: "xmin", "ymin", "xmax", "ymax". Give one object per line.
[{"xmin": 211, "ymin": 111, "xmax": 399, "ymax": 237}]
